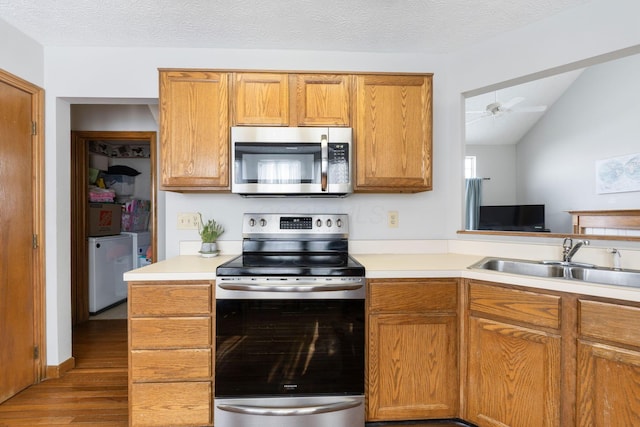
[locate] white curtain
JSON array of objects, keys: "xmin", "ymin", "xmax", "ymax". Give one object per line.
[{"xmin": 465, "ymin": 178, "xmax": 483, "ymax": 230}]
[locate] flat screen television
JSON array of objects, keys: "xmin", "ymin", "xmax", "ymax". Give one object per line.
[{"xmin": 478, "ymin": 204, "xmax": 548, "ymax": 232}]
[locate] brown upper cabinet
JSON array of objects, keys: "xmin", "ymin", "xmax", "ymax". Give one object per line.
[
  {"xmin": 354, "ymin": 74, "xmax": 433, "ymax": 193},
  {"xmin": 292, "ymin": 74, "xmax": 351, "ymax": 126},
  {"xmin": 231, "ymin": 73, "xmax": 289, "ymax": 126},
  {"xmin": 159, "ymin": 69, "xmax": 433, "ymax": 193},
  {"xmin": 231, "ymin": 72, "xmax": 352, "ymax": 126},
  {"xmin": 159, "ymin": 70, "xmax": 230, "ymax": 191}
]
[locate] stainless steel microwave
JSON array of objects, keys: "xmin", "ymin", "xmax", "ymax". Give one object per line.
[{"xmin": 231, "ymin": 126, "xmax": 353, "ymax": 196}]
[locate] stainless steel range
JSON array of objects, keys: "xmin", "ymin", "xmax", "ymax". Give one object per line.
[{"xmin": 215, "ymin": 213, "xmax": 365, "ymax": 427}]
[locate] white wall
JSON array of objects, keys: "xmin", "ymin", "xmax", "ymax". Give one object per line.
[
  {"xmin": 465, "ymin": 145, "xmax": 517, "ymax": 205},
  {"xmin": 0, "ymin": 17, "xmax": 44, "ymax": 85},
  {"xmin": 445, "ymin": 0, "xmax": 640, "ymax": 238},
  {"xmin": 39, "ymin": 0, "xmax": 640, "ymax": 365},
  {"xmin": 518, "ymin": 54, "xmax": 640, "ymax": 233}
]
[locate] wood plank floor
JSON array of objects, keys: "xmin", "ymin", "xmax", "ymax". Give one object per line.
[
  {"xmin": 0, "ymin": 319, "xmax": 128, "ymax": 426},
  {"xmin": 0, "ymin": 319, "xmax": 470, "ymax": 427}
]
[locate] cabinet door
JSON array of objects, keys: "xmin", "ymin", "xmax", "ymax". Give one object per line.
[
  {"xmin": 355, "ymin": 74, "xmax": 432, "ymax": 192},
  {"xmin": 467, "ymin": 316, "xmax": 561, "ymax": 427},
  {"xmin": 232, "ymin": 72, "xmax": 289, "ymax": 125},
  {"xmin": 368, "ymin": 312, "xmax": 458, "ymax": 420},
  {"xmin": 159, "ymin": 70, "xmax": 229, "ymax": 190},
  {"xmin": 293, "ymin": 74, "xmax": 351, "ymax": 126},
  {"xmin": 577, "ymin": 341, "xmax": 640, "ymax": 426},
  {"xmin": 577, "ymin": 299, "xmax": 640, "ymax": 426}
]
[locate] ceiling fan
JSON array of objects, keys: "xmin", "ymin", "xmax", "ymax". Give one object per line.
[{"xmin": 466, "ymin": 96, "xmax": 547, "ymax": 124}]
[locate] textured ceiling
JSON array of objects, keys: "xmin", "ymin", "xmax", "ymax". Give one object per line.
[{"xmin": 0, "ymin": 0, "xmax": 591, "ymax": 52}]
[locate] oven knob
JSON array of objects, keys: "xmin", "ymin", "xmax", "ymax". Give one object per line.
[
  {"xmin": 316, "ymin": 219, "xmax": 322, "ymax": 228},
  {"xmin": 326, "ymin": 219, "xmax": 333, "ymax": 228},
  {"xmin": 336, "ymin": 218, "xmax": 343, "ymax": 228},
  {"xmin": 249, "ymin": 218, "xmax": 256, "ymax": 227},
  {"xmin": 259, "ymin": 218, "xmax": 267, "ymax": 227}
]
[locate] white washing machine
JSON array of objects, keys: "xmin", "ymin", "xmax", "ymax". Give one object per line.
[{"xmin": 122, "ymin": 231, "xmax": 151, "ymax": 269}]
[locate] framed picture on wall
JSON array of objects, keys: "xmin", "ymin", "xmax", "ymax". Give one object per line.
[{"xmin": 596, "ymin": 153, "xmax": 640, "ymax": 194}]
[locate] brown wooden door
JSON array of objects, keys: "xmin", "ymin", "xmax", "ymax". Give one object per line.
[
  {"xmin": 467, "ymin": 316, "xmax": 561, "ymax": 427},
  {"xmin": 577, "ymin": 341, "xmax": 640, "ymax": 426},
  {"xmin": 231, "ymin": 72, "xmax": 289, "ymax": 126},
  {"xmin": 293, "ymin": 74, "xmax": 351, "ymax": 126},
  {"xmin": 159, "ymin": 70, "xmax": 230, "ymax": 190},
  {"xmin": 354, "ymin": 74, "xmax": 433, "ymax": 192},
  {"xmin": 0, "ymin": 78, "xmax": 37, "ymax": 402},
  {"xmin": 368, "ymin": 312, "xmax": 458, "ymax": 420},
  {"xmin": 367, "ymin": 279, "xmax": 459, "ymax": 421}
]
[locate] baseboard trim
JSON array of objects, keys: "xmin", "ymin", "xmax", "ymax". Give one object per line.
[{"xmin": 45, "ymin": 357, "xmax": 75, "ymax": 379}]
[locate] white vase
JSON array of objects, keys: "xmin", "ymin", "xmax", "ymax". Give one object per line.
[{"xmin": 200, "ymin": 242, "xmax": 217, "ymax": 254}]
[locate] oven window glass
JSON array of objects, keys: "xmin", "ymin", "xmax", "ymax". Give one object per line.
[
  {"xmin": 234, "ymin": 143, "xmax": 321, "ymax": 184},
  {"xmin": 216, "ymin": 299, "xmax": 364, "ymax": 397}
]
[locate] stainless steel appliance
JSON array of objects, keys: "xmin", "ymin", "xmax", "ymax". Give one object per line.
[
  {"xmin": 231, "ymin": 127, "xmax": 353, "ymax": 196},
  {"xmin": 215, "ymin": 213, "xmax": 365, "ymax": 427}
]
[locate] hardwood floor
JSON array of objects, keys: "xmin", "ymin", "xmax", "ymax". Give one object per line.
[
  {"xmin": 0, "ymin": 319, "xmax": 471, "ymax": 427},
  {"xmin": 0, "ymin": 319, "xmax": 128, "ymax": 426}
]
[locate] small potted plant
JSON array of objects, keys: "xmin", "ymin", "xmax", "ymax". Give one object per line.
[{"xmin": 198, "ymin": 213, "xmax": 224, "ymax": 255}]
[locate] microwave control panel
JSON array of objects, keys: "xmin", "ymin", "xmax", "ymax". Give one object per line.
[{"xmin": 328, "ymin": 143, "xmax": 350, "ymax": 184}]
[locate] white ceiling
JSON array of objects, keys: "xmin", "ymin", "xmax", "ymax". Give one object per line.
[{"xmin": 0, "ymin": 0, "xmax": 591, "ymax": 53}]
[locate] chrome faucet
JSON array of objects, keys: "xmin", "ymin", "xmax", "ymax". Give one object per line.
[{"xmin": 562, "ymin": 237, "xmax": 589, "ymax": 263}]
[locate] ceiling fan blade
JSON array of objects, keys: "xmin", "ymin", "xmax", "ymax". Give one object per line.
[
  {"xmin": 511, "ymin": 106, "xmax": 548, "ymax": 113},
  {"xmin": 466, "ymin": 114, "xmax": 490, "ymax": 124},
  {"xmin": 500, "ymin": 96, "xmax": 525, "ymax": 109}
]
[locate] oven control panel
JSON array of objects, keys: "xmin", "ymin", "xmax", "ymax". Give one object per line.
[{"xmin": 243, "ymin": 213, "xmax": 349, "ymax": 236}]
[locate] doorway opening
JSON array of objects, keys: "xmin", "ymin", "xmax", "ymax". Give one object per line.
[{"xmin": 70, "ymin": 130, "xmax": 157, "ymax": 326}]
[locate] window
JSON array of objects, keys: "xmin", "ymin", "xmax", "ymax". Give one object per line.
[{"xmin": 465, "ymin": 156, "xmax": 477, "ymax": 179}]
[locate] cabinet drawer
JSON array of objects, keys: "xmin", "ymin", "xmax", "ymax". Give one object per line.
[
  {"xmin": 131, "ymin": 317, "xmax": 211, "ymax": 349},
  {"xmin": 469, "ymin": 281, "xmax": 560, "ymax": 330},
  {"xmin": 131, "ymin": 349, "xmax": 212, "ymax": 381},
  {"xmin": 580, "ymin": 300, "xmax": 640, "ymax": 347},
  {"xmin": 368, "ymin": 279, "xmax": 458, "ymax": 313},
  {"xmin": 131, "ymin": 381, "xmax": 212, "ymax": 426},
  {"xmin": 130, "ymin": 284, "xmax": 211, "ymax": 316}
]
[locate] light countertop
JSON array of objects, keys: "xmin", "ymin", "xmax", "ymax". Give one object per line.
[{"xmin": 124, "ymin": 252, "xmax": 640, "ymax": 303}]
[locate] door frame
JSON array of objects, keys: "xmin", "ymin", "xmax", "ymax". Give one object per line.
[
  {"xmin": 0, "ymin": 69, "xmax": 46, "ymax": 382},
  {"xmin": 70, "ymin": 130, "xmax": 157, "ymax": 325}
]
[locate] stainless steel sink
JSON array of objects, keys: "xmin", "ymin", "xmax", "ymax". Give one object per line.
[
  {"xmin": 569, "ymin": 266, "xmax": 640, "ymax": 288},
  {"xmin": 470, "ymin": 257, "xmax": 640, "ymax": 288},
  {"xmin": 470, "ymin": 258, "xmax": 567, "ymax": 278}
]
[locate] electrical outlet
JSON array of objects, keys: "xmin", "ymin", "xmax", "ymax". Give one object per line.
[
  {"xmin": 177, "ymin": 212, "xmax": 200, "ymax": 230},
  {"xmin": 388, "ymin": 211, "xmax": 399, "ymax": 228}
]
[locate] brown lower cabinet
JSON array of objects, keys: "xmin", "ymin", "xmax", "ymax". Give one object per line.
[
  {"xmin": 465, "ymin": 280, "xmax": 562, "ymax": 427},
  {"xmin": 126, "ymin": 277, "xmax": 640, "ymax": 426},
  {"xmin": 577, "ymin": 299, "xmax": 640, "ymax": 426},
  {"xmin": 465, "ymin": 279, "xmax": 640, "ymax": 427},
  {"xmin": 128, "ymin": 281, "xmax": 214, "ymax": 427},
  {"xmin": 367, "ymin": 278, "xmax": 459, "ymax": 421}
]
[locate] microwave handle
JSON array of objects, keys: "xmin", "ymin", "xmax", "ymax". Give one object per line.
[{"xmin": 320, "ymin": 134, "xmax": 328, "ymax": 191}]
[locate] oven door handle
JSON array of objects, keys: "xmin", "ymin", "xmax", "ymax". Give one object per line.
[
  {"xmin": 218, "ymin": 282, "xmax": 363, "ymax": 292},
  {"xmin": 217, "ymin": 399, "xmax": 362, "ymax": 416}
]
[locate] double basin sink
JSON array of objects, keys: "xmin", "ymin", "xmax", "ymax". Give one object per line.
[{"xmin": 470, "ymin": 257, "xmax": 640, "ymax": 288}]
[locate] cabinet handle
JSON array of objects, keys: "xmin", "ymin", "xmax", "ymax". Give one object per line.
[{"xmin": 217, "ymin": 399, "xmax": 361, "ymax": 416}]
